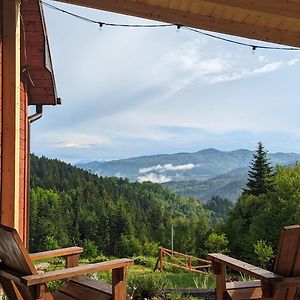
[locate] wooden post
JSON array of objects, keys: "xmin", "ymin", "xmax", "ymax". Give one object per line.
[
  {"xmin": 112, "ymin": 267, "xmax": 127, "ymax": 300},
  {"xmin": 212, "ymin": 262, "xmax": 226, "ymax": 300},
  {"xmin": 65, "ymin": 254, "xmax": 80, "ymax": 268},
  {"xmin": 171, "ymin": 224, "xmax": 174, "ymax": 256},
  {"xmin": 159, "ymin": 247, "xmax": 163, "ymax": 272},
  {"xmin": 1, "ymin": 0, "xmax": 21, "ymax": 232}
]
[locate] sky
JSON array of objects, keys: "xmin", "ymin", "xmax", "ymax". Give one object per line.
[{"xmin": 30, "ymin": 1, "xmax": 300, "ymax": 163}]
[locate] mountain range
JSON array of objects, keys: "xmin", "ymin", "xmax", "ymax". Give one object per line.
[{"xmin": 77, "ymin": 148, "xmax": 300, "ymax": 202}]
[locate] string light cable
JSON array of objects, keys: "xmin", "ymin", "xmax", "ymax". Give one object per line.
[
  {"xmin": 41, "ymin": 0, "xmax": 300, "ymax": 51},
  {"xmin": 42, "ymin": 1, "xmax": 173, "ymax": 28}
]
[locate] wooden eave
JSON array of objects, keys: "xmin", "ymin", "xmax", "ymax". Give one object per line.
[
  {"xmin": 56, "ymin": 0, "xmax": 300, "ymax": 48},
  {"xmin": 21, "ymin": 0, "xmax": 60, "ymax": 106}
]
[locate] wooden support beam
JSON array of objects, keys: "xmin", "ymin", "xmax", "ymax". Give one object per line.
[
  {"xmin": 55, "ymin": 0, "xmax": 300, "ymax": 47},
  {"xmin": 1, "ymin": 0, "xmax": 21, "ymax": 231}
]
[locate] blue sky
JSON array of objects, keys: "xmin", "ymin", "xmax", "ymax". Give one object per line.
[{"xmin": 31, "ymin": 1, "xmax": 300, "ymax": 163}]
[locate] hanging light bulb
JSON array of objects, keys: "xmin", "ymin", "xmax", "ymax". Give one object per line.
[
  {"xmin": 176, "ymin": 24, "xmax": 181, "ymax": 33},
  {"xmin": 98, "ymin": 22, "xmax": 104, "ymax": 32},
  {"xmin": 252, "ymin": 45, "xmax": 257, "ymax": 54}
]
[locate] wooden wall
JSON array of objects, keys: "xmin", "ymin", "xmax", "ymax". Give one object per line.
[
  {"xmin": 0, "ymin": 0, "xmax": 2, "ymax": 203},
  {"xmin": 0, "ymin": 0, "xmax": 29, "ymax": 245},
  {"xmin": 19, "ymin": 80, "xmax": 29, "ymax": 244},
  {"xmin": 0, "ymin": 0, "xmax": 57, "ymax": 246}
]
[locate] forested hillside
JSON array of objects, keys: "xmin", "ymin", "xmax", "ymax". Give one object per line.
[
  {"xmin": 30, "ymin": 148, "xmax": 300, "ymax": 268},
  {"xmin": 30, "ymin": 155, "xmax": 210, "ymax": 257},
  {"xmin": 164, "ymin": 167, "xmax": 248, "ymax": 202}
]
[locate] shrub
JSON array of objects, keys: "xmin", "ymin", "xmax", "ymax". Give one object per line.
[
  {"xmin": 204, "ymin": 233, "xmax": 229, "ymax": 254},
  {"xmin": 142, "ymin": 241, "xmax": 159, "ymax": 257},
  {"xmin": 43, "ymin": 236, "xmax": 60, "ymax": 251},
  {"xmin": 117, "ymin": 235, "xmax": 143, "ymax": 257},
  {"xmin": 253, "ymin": 240, "xmax": 274, "ymax": 269},
  {"xmin": 133, "ymin": 256, "xmax": 157, "ymax": 268},
  {"xmin": 82, "ymin": 239, "xmax": 99, "ymax": 258},
  {"xmin": 128, "ymin": 273, "xmax": 169, "ymax": 299}
]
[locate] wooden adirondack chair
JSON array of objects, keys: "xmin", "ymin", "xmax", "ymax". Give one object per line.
[
  {"xmin": 0, "ymin": 224, "xmax": 134, "ymax": 300},
  {"xmin": 209, "ymin": 225, "xmax": 300, "ymax": 300}
]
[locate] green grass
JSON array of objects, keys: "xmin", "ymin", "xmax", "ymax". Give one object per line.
[
  {"xmin": 96, "ymin": 263, "xmax": 215, "ymax": 289},
  {"xmin": 32, "ymin": 256, "xmax": 215, "ymax": 299}
]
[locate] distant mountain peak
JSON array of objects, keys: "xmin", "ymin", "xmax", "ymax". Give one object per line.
[{"xmin": 197, "ymin": 148, "xmax": 221, "ymax": 154}]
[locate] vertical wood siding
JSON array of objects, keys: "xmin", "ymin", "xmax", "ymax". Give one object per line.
[
  {"xmin": 0, "ymin": 0, "xmax": 28, "ymax": 244},
  {"xmin": 0, "ymin": 0, "xmax": 3, "ymax": 201},
  {"xmin": 19, "ymin": 80, "xmax": 28, "ymax": 244}
]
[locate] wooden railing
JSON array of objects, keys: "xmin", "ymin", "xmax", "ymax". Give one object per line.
[{"xmin": 154, "ymin": 247, "xmax": 211, "ymax": 273}]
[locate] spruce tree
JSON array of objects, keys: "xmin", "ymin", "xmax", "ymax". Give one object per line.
[{"xmin": 244, "ymin": 142, "xmax": 274, "ymax": 196}]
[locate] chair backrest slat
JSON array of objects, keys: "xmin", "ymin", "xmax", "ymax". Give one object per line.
[
  {"xmin": 0, "ymin": 224, "xmax": 36, "ymax": 275},
  {"xmin": 273, "ymin": 225, "xmax": 300, "ymax": 300}
]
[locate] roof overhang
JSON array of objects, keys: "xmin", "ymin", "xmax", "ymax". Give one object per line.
[
  {"xmin": 55, "ymin": 0, "xmax": 300, "ymax": 48},
  {"xmin": 21, "ymin": 0, "xmax": 60, "ymax": 106}
]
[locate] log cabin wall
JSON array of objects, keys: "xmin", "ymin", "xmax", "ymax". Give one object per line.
[
  {"xmin": 0, "ymin": 0, "xmax": 28, "ymax": 244},
  {"xmin": 0, "ymin": 0, "xmax": 2, "ymax": 199},
  {"xmin": 0, "ymin": 0, "xmax": 58, "ymax": 247},
  {"xmin": 19, "ymin": 80, "xmax": 29, "ymax": 244}
]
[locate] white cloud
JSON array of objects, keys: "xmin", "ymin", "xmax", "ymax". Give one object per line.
[
  {"xmin": 138, "ymin": 173, "xmax": 171, "ymax": 183},
  {"xmin": 207, "ymin": 58, "xmax": 299, "ymax": 84},
  {"xmin": 53, "ymin": 132, "xmax": 110, "ymax": 149},
  {"xmin": 32, "ymin": 6, "xmax": 300, "ymax": 162},
  {"xmin": 132, "ymin": 41, "xmax": 300, "ymax": 103},
  {"xmin": 56, "ymin": 142, "xmax": 93, "ymax": 149},
  {"xmin": 139, "ymin": 163, "xmax": 200, "ymax": 174}
]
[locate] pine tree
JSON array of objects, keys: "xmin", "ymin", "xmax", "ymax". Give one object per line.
[{"xmin": 244, "ymin": 142, "xmax": 274, "ymax": 196}]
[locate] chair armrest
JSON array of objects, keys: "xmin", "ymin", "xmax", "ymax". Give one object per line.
[
  {"xmin": 208, "ymin": 253, "xmax": 281, "ymax": 283},
  {"xmin": 21, "ymin": 258, "xmax": 134, "ymax": 286},
  {"xmin": 29, "ymin": 247, "xmax": 84, "ymax": 261}
]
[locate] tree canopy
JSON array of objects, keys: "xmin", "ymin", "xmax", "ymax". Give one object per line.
[
  {"xmin": 30, "ymin": 154, "xmax": 210, "ymax": 257},
  {"xmin": 224, "ymin": 164, "xmax": 300, "ymax": 267}
]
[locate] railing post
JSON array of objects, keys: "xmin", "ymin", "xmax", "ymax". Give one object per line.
[
  {"xmin": 212, "ymin": 261, "xmax": 226, "ymax": 300},
  {"xmin": 159, "ymin": 247, "xmax": 163, "ymax": 273},
  {"xmin": 65, "ymin": 254, "xmax": 80, "ymax": 268},
  {"xmin": 112, "ymin": 267, "xmax": 127, "ymax": 300}
]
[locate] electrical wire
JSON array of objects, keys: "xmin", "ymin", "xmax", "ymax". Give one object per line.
[
  {"xmin": 42, "ymin": 0, "xmax": 300, "ymax": 51},
  {"xmin": 42, "ymin": 1, "xmax": 173, "ymax": 28},
  {"xmin": 185, "ymin": 28, "xmax": 300, "ymax": 51}
]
